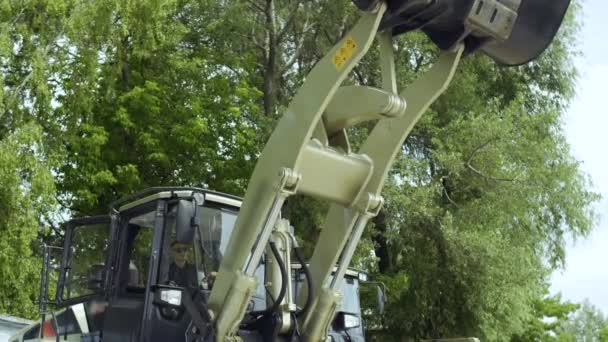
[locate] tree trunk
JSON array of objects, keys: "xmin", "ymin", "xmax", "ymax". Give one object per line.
[
  {"xmin": 372, "ymin": 209, "xmax": 392, "ymax": 273},
  {"xmin": 262, "ymin": 0, "xmax": 279, "ymax": 117}
]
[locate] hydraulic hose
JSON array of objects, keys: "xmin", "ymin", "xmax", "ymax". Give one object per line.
[
  {"xmin": 294, "ymin": 247, "xmax": 313, "ymax": 317},
  {"xmin": 267, "ymin": 241, "xmax": 288, "ymax": 314},
  {"xmin": 248, "ymin": 241, "xmax": 287, "ymax": 317}
]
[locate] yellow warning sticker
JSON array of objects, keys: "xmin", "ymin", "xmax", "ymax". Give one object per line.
[{"xmin": 333, "ymin": 36, "xmax": 357, "ymax": 70}]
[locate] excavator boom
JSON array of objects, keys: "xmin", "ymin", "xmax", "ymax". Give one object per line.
[{"xmin": 208, "ymin": 0, "xmax": 571, "ymax": 341}]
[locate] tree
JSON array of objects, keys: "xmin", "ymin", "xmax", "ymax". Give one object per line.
[
  {"xmin": 557, "ymin": 300, "xmax": 608, "ymax": 342},
  {"xmin": 2, "ymin": 0, "xmax": 266, "ymax": 216},
  {"xmin": 511, "ymin": 292, "xmax": 579, "ymax": 342},
  {"xmin": 0, "ymin": 0, "xmax": 68, "ymax": 319},
  {"xmin": 0, "ymin": 124, "xmax": 58, "ymax": 318}
]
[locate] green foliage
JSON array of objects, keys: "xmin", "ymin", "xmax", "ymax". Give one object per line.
[
  {"xmin": 0, "ymin": 124, "xmax": 57, "ymax": 318},
  {"xmin": 352, "ymin": 3, "xmax": 598, "ymax": 340},
  {"xmin": 556, "ymin": 300, "xmax": 608, "ymax": 342},
  {"xmin": 511, "ymin": 292, "xmax": 579, "ymax": 342},
  {"xmin": 50, "ymin": 0, "xmax": 263, "ymax": 214}
]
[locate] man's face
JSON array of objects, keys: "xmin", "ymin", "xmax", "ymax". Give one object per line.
[{"xmin": 171, "ymin": 243, "xmax": 190, "ymax": 267}]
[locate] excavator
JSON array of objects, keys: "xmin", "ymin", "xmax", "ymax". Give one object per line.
[{"xmin": 10, "ymin": 0, "xmax": 571, "ymax": 341}]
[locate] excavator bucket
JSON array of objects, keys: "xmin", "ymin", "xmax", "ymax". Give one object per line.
[
  {"xmin": 481, "ymin": 0, "xmax": 571, "ymax": 65},
  {"xmin": 354, "ymin": 0, "xmax": 571, "ymax": 65}
]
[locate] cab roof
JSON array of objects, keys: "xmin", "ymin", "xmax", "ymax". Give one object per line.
[{"xmin": 111, "ymin": 187, "xmax": 242, "ymax": 212}]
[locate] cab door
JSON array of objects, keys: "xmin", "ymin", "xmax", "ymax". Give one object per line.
[{"xmin": 56, "ymin": 216, "xmax": 112, "ymax": 307}]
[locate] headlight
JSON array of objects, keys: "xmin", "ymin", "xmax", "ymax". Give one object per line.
[
  {"xmin": 160, "ymin": 289, "xmax": 182, "ymax": 306},
  {"xmin": 334, "ymin": 312, "xmax": 362, "ymax": 330},
  {"xmin": 343, "ymin": 314, "xmax": 361, "ymax": 329}
]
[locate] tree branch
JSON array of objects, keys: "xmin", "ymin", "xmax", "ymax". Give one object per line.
[
  {"xmin": 323, "ymin": 29, "xmax": 336, "ymax": 45},
  {"xmin": 281, "ymin": 37, "xmax": 305, "ymax": 73},
  {"xmin": 280, "ymin": 4, "xmax": 311, "ymax": 73},
  {"xmin": 249, "ymin": 31, "xmax": 267, "ymax": 58},
  {"xmin": 277, "ymin": 1, "xmax": 302, "ymax": 43},
  {"xmin": 440, "ymin": 176, "xmax": 459, "ymax": 207},
  {"xmin": 9, "ymin": 8, "xmax": 26, "ymax": 26},
  {"xmin": 353, "ymin": 67, "xmax": 367, "ymax": 85},
  {"xmin": 466, "ymin": 163, "xmax": 517, "ymax": 182},
  {"xmin": 244, "ymin": 0, "xmax": 265, "ymax": 13},
  {"xmin": 465, "ymin": 137, "xmax": 500, "ymax": 166},
  {"xmin": 8, "ymin": 43, "xmax": 53, "ymax": 96},
  {"xmin": 45, "ymin": 220, "xmax": 63, "ymax": 237},
  {"xmin": 464, "ymin": 137, "xmax": 518, "ymax": 182}
]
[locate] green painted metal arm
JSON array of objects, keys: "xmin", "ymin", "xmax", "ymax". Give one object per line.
[
  {"xmin": 300, "ymin": 45, "xmax": 464, "ymax": 341},
  {"xmin": 206, "ymin": 0, "xmax": 465, "ymax": 339},
  {"xmin": 207, "ymin": 6, "xmax": 387, "ymax": 341}
]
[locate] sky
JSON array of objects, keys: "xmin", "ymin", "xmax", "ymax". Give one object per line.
[{"xmin": 549, "ymin": 0, "xmax": 608, "ymax": 313}]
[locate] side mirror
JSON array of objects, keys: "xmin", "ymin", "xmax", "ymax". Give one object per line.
[
  {"xmin": 175, "ymin": 200, "xmax": 198, "ymax": 243},
  {"xmin": 361, "ymin": 280, "xmax": 388, "ymax": 314},
  {"xmin": 376, "ymin": 285, "xmax": 387, "ymax": 314}
]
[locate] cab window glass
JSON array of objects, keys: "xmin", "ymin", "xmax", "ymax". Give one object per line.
[
  {"xmin": 54, "ymin": 308, "xmax": 82, "ymax": 335},
  {"xmin": 62, "ymin": 223, "xmax": 109, "ymax": 301},
  {"xmin": 22, "ymin": 324, "xmax": 40, "ymax": 340},
  {"xmin": 126, "ymin": 210, "xmax": 156, "ymax": 289},
  {"xmin": 196, "ymin": 206, "xmax": 237, "ymax": 273},
  {"xmin": 164, "ymin": 226, "xmax": 198, "ymax": 288}
]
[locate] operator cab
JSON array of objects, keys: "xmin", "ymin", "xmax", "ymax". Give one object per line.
[
  {"xmin": 46, "ymin": 187, "xmax": 370, "ymax": 342},
  {"xmin": 53, "ymin": 188, "xmax": 251, "ymax": 341}
]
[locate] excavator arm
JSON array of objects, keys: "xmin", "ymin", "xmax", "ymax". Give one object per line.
[{"xmin": 206, "ymin": 0, "xmax": 571, "ymax": 341}]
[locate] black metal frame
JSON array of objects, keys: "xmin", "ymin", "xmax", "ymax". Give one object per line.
[
  {"xmin": 56, "ymin": 215, "xmax": 112, "ymax": 307},
  {"xmin": 38, "ymin": 244, "xmax": 65, "ymax": 341},
  {"xmin": 39, "ymin": 244, "xmax": 61, "ymax": 311},
  {"xmin": 109, "ymin": 186, "xmax": 242, "ymax": 211},
  {"xmin": 139, "ymin": 199, "xmax": 168, "ymax": 342}
]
